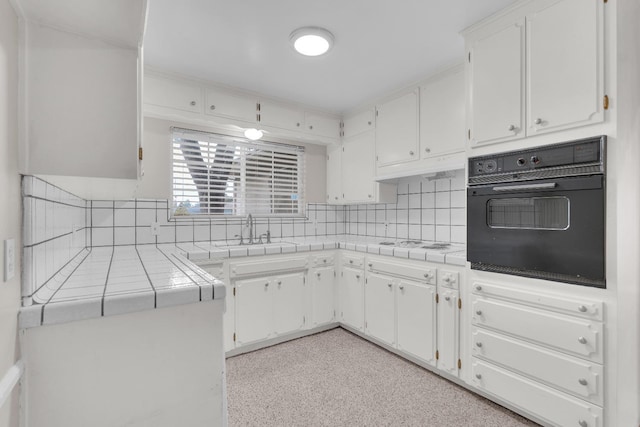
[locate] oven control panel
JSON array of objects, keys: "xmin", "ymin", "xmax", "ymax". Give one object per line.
[{"xmin": 469, "ymin": 136, "xmax": 605, "ymax": 180}]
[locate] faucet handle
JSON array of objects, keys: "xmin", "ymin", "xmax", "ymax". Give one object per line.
[{"xmin": 234, "ymin": 234, "xmax": 244, "ymax": 245}]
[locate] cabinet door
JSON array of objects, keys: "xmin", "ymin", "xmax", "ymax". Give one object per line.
[
  {"xmin": 311, "ymin": 266, "xmax": 335, "ymax": 326},
  {"xmin": 205, "ymin": 88, "xmax": 256, "ymax": 122},
  {"xmin": 527, "ymin": 0, "xmax": 603, "ymax": 135},
  {"xmin": 305, "ymin": 112, "xmax": 340, "ymax": 139},
  {"xmin": 340, "ymin": 267, "xmax": 364, "ymax": 331},
  {"xmin": 469, "ymin": 20, "xmax": 525, "ymax": 145},
  {"xmin": 145, "ymin": 75, "xmax": 203, "ymax": 114},
  {"xmin": 343, "ymin": 109, "xmax": 375, "ymax": 138},
  {"xmin": 437, "ymin": 288, "xmax": 459, "ymax": 377},
  {"xmin": 258, "ymin": 101, "xmax": 305, "ymax": 131},
  {"xmin": 375, "ymin": 90, "xmax": 419, "ymax": 166},
  {"xmin": 326, "ymin": 144, "xmax": 342, "ymax": 203},
  {"xmin": 420, "ymin": 69, "xmax": 465, "ymax": 158},
  {"xmin": 273, "ymin": 272, "xmax": 306, "ymax": 335},
  {"xmin": 397, "ymin": 280, "xmax": 437, "ymax": 366},
  {"xmin": 342, "ymin": 131, "xmax": 375, "ymax": 203},
  {"xmin": 364, "ymin": 273, "xmax": 396, "ymax": 347},
  {"xmin": 235, "ymin": 277, "xmax": 273, "ymax": 346}
]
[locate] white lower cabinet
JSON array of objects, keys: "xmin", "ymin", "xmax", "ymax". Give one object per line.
[
  {"xmin": 310, "ymin": 265, "xmax": 336, "ymax": 327},
  {"xmin": 396, "ymin": 279, "xmax": 437, "ymax": 366},
  {"xmin": 364, "ymin": 273, "xmax": 396, "ymax": 347},
  {"xmin": 340, "ymin": 266, "xmax": 365, "ymax": 331},
  {"xmin": 235, "ymin": 271, "xmax": 305, "ymax": 347},
  {"xmin": 437, "ymin": 288, "xmax": 460, "ymax": 377},
  {"xmin": 470, "ymin": 280, "xmax": 605, "ymax": 427}
]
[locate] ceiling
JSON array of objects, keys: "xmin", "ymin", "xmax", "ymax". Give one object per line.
[{"xmin": 144, "ymin": 0, "xmax": 516, "ymax": 114}]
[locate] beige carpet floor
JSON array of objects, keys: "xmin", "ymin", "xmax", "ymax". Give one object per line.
[{"xmin": 226, "ymin": 328, "xmax": 540, "ymax": 426}]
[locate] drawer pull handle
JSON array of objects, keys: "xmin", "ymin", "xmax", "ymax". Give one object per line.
[
  {"xmin": 578, "ymin": 421, "xmax": 588, "ymax": 427},
  {"xmin": 578, "ymin": 305, "xmax": 588, "ymax": 313},
  {"xmin": 317, "ymin": 272, "xmax": 321, "ymax": 278},
  {"xmin": 356, "ymin": 274, "xmax": 360, "ymax": 279},
  {"xmin": 399, "ymin": 285, "xmax": 404, "ymax": 290},
  {"xmin": 475, "ymin": 285, "xmax": 482, "ymax": 291},
  {"xmin": 349, "ymin": 260, "xmax": 354, "ymax": 264},
  {"xmin": 265, "ymin": 283, "xmax": 269, "ymax": 288},
  {"xmin": 388, "ymin": 283, "xmax": 393, "ymax": 288},
  {"xmin": 323, "ymin": 259, "xmax": 327, "ymax": 263},
  {"xmin": 368, "ymin": 263, "xmax": 373, "ymax": 267},
  {"xmin": 475, "ymin": 342, "xmax": 483, "ymax": 348},
  {"xmin": 190, "ymin": 100, "xmax": 196, "ymax": 106},
  {"xmin": 578, "ymin": 336, "xmax": 588, "ymax": 344},
  {"xmin": 578, "ymin": 378, "xmax": 588, "ymax": 386},
  {"xmin": 444, "ymin": 277, "xmax": 451, "ymax": 283},
  {"xmin": 444, "ymin": 295, "xmax": 451, "ymax": 301},
  {"xmin": 424, "ymin": 272, "xmax": 431, "ymax": 278},
  {"xmin": 475, "ymin": 310, "xmax": 482, "ymax": 315},
  {"xmin": 475, "ymin": 373, "xmax": 482, "ymax": 380},
  {"xmin": 277, "ymin": 281, "xmax": 282, "ymax": 285}
]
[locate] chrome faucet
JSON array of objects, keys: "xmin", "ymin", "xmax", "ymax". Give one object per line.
[{"xmin": 245, "ymin": 213, "xmax": 254, "ymax": 244}]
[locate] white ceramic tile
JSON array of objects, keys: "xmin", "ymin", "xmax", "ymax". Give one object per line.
[
  {"xmin": 445, "ymin": 251, "xmax": 466, "ymax": 266},
  {"xmin": 436, "ymin": 225, "xmax": 451, "ymax": 242},
  {"xmin": 451, "ymin": 225, "xmax": 466, "ymax": 244},
  {"xmin": 92, "ymin": 208, "xmax": 113, "ymax": 228},
  {"xmin": 156, "ymin": 224, "xmax": 175, "ymax": 244},
  {"xmin": 421, "ymin": 225, "xmax": 435, "ymax": 241},
  {"xmin": 194, "ymin": 224, "xmax": 210, "ymax": 242},
  {"xmin": 408, "ymin": 224, "xmax": 421, "ymax": 240},
  {"xmin": 281, "ymin": 245, "xmax": 296, "ymax": 254},
  {"xmin": 136, "ymin": 200, "xmax": 157, "ymax": 209},
  {"xmin": 421, "ymin": 193, "xmax": 435, "ymax": 209},
  {"xmin": 135, "ymin": 226, "xmax": 155, "ymax": 245},
  {"xmin": 211, "ymin": 223, "xmax": 226, "ymax": 241},
  {"xmin": 436, "ymin": 209, "xmax": 451, "ymax": 225},
  {"xmin": 42, "ymin": 298, "xmax": 102, "ymax": 326},
  {"xmin": 156, "ymin": 286, "xmax": 200, "ymax": 308},
  {"xmin": 92, "ymin": 200, "xmax": 113, "ymax": 209},
  {"xmin": 435, "ymin": 192, "xmax": 450, "ymax": 209},
  {"xmin": 450, "ymin": 190, "xmax": 465, "ymax": 208},
  {"xmin": 35, "ymin": 199, "xmax": 47, "ymax": 244},
  {"xmin": 408, "ymin": 179, "xmax": 421, "ymax": 194},
  {"xmin": 435, "ymin": 178, "xmax": 451, "ymax": 192},
  {"xmin": 114, "ymin": 227, "xmax": 135, "ymax": 246},
  {"xmin": 393, "ymin": 248, "xmax": 410, "ymax": 259},
  {"xmin": 103, "ymin": 291, "xmax": 155, "ymax": 317},
  {"xmin": 397, "ymin": 224, "xmax": 409, "ymax": 240},
  {"xmin": 396, "ymin": 194, "xmax": 409, "ymax": 209},
  {"xmin": 408, "ymin": 209, "xmax": 421, "ymax": 224},
  {"xmin": 18, "ymin": 306, "xmax": 43, "ymax": 329},
  {"xmin": 409, "ymin": 249, "xmax": 427, "ymax": 261},
  {"xmin": 451, "ymin": 208, "xmax": 466, "ymax": 226},
  {"xmin": 426, "ymin": 251, "xmax": 446, "ymax": 263},
  {"xmin": 92, "ymin": 228, "xmax": 114, "ymax": 247}
]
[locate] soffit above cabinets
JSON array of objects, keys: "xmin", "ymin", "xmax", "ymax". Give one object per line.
[
  {"xmin": 11, "ymin": 0, "xmax": 148, "ymax": 48},
  {"xmin": 143, "ymin": 0, "xmax": 517, "ymax": 113}
]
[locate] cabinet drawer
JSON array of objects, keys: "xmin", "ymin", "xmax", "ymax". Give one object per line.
[
  {"xmin": 229, "ymin": 256, "xmax": 308, "ymax": 277},
  {"xmin": 471, "ymin": 281, "xmax": 603, "ymax": 321},
  {"xmin": 472, "ymin": 360, "xmax": 603, "ymax": 427},
  {"xmin": 472, "ymin": 327, "xmax": 603, "ymax": 405},
  {"xmin": 145, "ymin": 75, "xmax": 203, "ymax": 113},
  {"xmin": 471, "ymin": 296, "xmax": 603, "ymax": 363},
  {"xmin": 342, "ymin": 253, "xmax": 364, "ymax": 268},
  {"xmin": 311, "ymin": 254, "xmax": 335, "ymax": 267},
  {"xmin": 204, "ymin": 88, "xmax": 256, "ymax": 122},
  {"xmin": 438, "ymin": 270, "xmax": 459, "ymax": 290},
  {"xmin": 366, "ymin": 257, "xmax": 436, "ymax": 284}
]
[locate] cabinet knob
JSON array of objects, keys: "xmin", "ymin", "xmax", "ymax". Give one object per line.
[
  {"xmin": 399, "ymin": 285, "xmax": 404, "ymax": 290},
  {"xmin": 349, "ymin": 260, "xmax": 354, "ymax": 264},
  {"xmin": 368, "ymin": 194, "xmax": 372, "ymax": 198},
  {"xmin": 534, "ymin": 118, "xmax": 543, "ymax": 125},
  {"xmin": 425, "ymin": 147, "xmax": 431, "ymax": 153},
  {"xmin": 210, "ymin": 105, "xmax": 216, "ymax": 110},
  {"xmin": 317, "ymin": 272, "xmax": 321, "ymax": 278},
  {"xmin": 356, "ymin": 274, "xmax": 360, "ymax": 279},
  {"xmin": 444, "ymin": 295, "xmax": 451, "ymax": 301},
  {"xmin": 444, "ymin": 276, "xmax": 451, "ymax": 283},
  {"xmin": 368, "ymin": 263, "xmax": 372, "ymax": 267},
  {"xmin": 387, "ymin": 283, "xmax": 392, "ymax": 288},
  {"xmin": 264, "ymin": 283, "xmax": 269, "ymax": 288},
  {"xmin": 578, "ymin": 336, "xmax": 588, "ymax": 344},
  {"xmin": 190, "ymin": 101, "xmax": 196, "ymax": 106},
  {"xmin": 296, "ymin": 122, "xmax": 300, "ymax": 127},
  {"xmin": 508, "ymin": 124, "xmax": 516, "ymax": 131},
  {"xmin": 475, "ymin": 342, "xmax": 483, "ymax": 348},
  {"xmin": 578, "ymin": 421, "xmax": 588, "ymax": 427},
  {"xmin": 578, "ymin": 378, "xmax": 588, "ymax": 386},
  {"xmin": 277, "ymin": 280, "xmax": 282, "ymax": 285},
  {"xmin": 409, "ymin": 151, "xmax": 415, "ymax": 156},
  {"xmin": 475, "ymin": 285, "xmax": 482, "ymax": 291},
  {"xmin": 475, "ymin": 310, "xmax": 482, "ymax": 315},
  {"xmin": 334, "ymin": 196, "xmax": 338, "ymax": 200},
  {"xmin": 578, "ymin": 305, "xmax": 587, "ymax": 313},
  {"xmin": 323, "ymin": 259, "xmax": 327, "ymax": 263},
  {"xmin": 367, "ymin": 121, "xmax": 372, "ymax": 125},
  {"xmin": 475, "ymin": 373, "xmax": 482, "ymax": 380},
  {"xmin": 309, "ymin": 125, "xmax": 313, "ymax": 130}
]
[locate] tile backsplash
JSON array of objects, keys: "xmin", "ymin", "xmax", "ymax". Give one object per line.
[
  {"xmin": 22, "ymin": 176, "xmax": 88, "ymax": 303},
  {"xmin": 344, "ymin": 170, "xmax": 466, "ymax": 244}
]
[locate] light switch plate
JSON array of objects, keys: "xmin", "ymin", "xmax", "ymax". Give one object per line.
[{"xmin": 4, "ymin": 239, "xmax": 15, "ymax": 282}]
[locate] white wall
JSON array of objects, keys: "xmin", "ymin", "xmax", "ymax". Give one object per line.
[
  {"xmin": 135, "ymin": 117, "xmax": 327, "ymax": 202},
  {"xmin": 0, "ymin": 0, "xmax": 21, "ymax": 426},
  {"xmin": 615, "ymin": 1, "xmax": 640, "ymax": 424}
]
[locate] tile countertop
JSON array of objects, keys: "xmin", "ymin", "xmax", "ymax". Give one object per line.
[{"xmin": 19, "ymin": 238, "xmax": 466, "ymax": 329}]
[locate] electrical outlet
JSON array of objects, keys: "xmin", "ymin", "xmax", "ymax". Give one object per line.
[
  {"xmin": 4, "ymin": 239, "xmax": 15, "ymax": 282},
  {"xmin": 150, "ymin": 221, "xmax": 160, "ymax": 236}
]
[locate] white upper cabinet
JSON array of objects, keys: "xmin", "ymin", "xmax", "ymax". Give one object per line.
[
  {"xmin": 258, "ymin": 100, "xmax": 305, "ymax": 132},
  {"xmin": 375, "ymin": 89, "xmax": 420, "ymax": 166},
  {"xmin": 464, "ymin": 0, "xmax": 604, "ymax": 147},
  {"xmin": 420, "ymin": 67, "xmax": 466, "ymax": 158},
  {"xmin": 527, "ymin": 0, "xmax": 604, "ymax": 135},
  {"xmin": 145, "ymin": 75, "xmax": 204, "ymax": 114},
  {"xmin": 342, "ymin": 109, "xmax": 375, "ymax": 139},
  {"xmin": 205, "ymin": 88, "xmax": 256, "ymax": 122},
  {"xmin": 305, "ymin": 112, "xmax": 341, "ymax": 139},
  {"xmin": 326, "ymin": 144, "xmax": 343, "ymax": 203},
  {"xmin": 468, "ymin": 20, "xmax": 525, "ymax": 146},
  {"xmin": 342, "ymin": 131, "xmax": 376, "ymax": 202}
]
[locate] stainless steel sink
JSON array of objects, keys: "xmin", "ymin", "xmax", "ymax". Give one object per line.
[{"xmin": 421, "ymin": 243, "xmax": 451, "ymax": 250}]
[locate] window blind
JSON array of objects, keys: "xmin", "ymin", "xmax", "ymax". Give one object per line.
[{"xmin": 171, "ymin": 128, "xmax": 305, "ymax": 217}]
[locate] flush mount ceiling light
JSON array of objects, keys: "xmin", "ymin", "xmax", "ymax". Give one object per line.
[
  {"xmin": 289, "ymin": 27, "xmax": 334, "ymax": 57},
  {"xmin": 244, "ymin": 128, "xmax": 264, "ymax": 140}
]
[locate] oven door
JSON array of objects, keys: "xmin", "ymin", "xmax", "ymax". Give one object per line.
[{"xmin": 467, "ymin": 175, "xmax": 605, "ymax": 287}]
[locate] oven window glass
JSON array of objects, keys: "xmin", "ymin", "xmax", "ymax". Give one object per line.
[{"xmin": 487, "ymin": 197, "xmax": 570, "ymax": 230}]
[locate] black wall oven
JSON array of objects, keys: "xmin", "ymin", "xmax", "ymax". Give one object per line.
[{"xmin": 467, "ymin": 136, "xmax": 606, "ymax": 288}]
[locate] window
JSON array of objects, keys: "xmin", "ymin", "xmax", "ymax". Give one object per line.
[
  {"xmin": 171, "ymin": 128, "xmax": 305, "ymax": 217},
  {"xmin": 487, "ymin": 197, "xmax": 570, "ymax": 230}
]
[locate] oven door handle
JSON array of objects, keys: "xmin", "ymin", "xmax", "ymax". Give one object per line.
[{"xmin": 492, "ymin": 182, "xmax": 557, "ymax": 192}]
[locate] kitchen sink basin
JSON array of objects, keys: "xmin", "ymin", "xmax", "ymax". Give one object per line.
[{"xmin": 421, "ymin": 243, "xmax": 451, "ymax": 250}]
